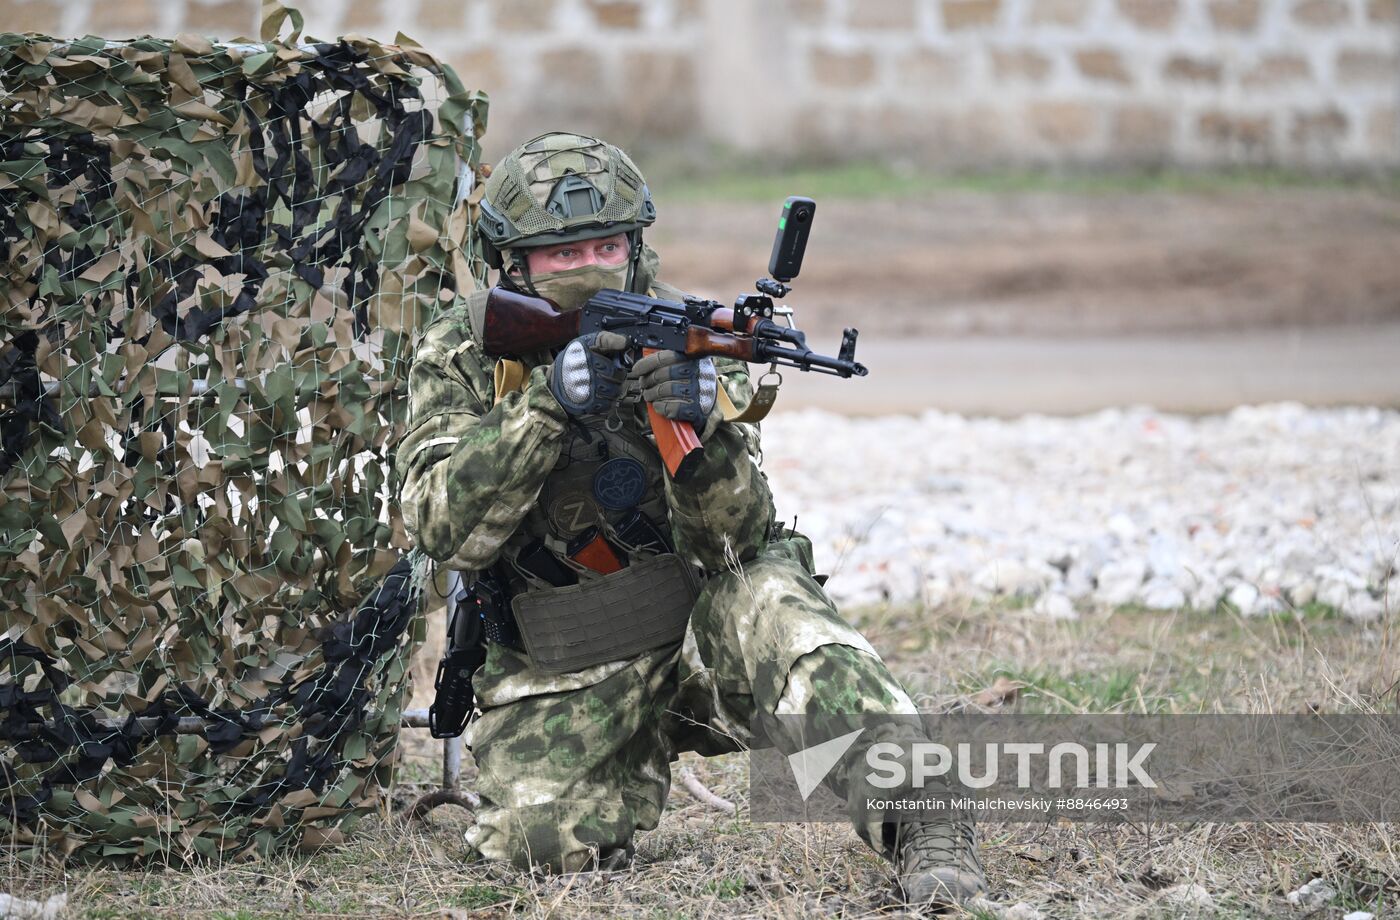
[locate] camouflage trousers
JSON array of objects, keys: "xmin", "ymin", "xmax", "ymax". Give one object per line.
[{"xmin": 463, "ymin": 537, "xmax": 922, "ymax": 871}]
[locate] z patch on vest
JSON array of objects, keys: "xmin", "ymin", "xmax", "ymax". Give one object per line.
[{"xmin": 548, "ymin": 493, "xmax": 601, "ymax": 537}]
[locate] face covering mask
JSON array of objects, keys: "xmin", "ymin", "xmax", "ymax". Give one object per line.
[{"xmin": 525, "ymin": 262, "xmax": 630, "ymax": 313}]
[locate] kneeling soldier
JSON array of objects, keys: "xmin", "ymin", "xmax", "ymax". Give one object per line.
[{"xmin": 395, "ymin": 131, "xmax": 986, "ymax": 910}]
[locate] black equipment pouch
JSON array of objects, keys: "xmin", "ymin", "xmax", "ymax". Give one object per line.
[
  {"xmin": 428, "ymin": 574, "xmax": 501, "ymax": 739},
  {"xmin": 516, "ymin": 539, "xmax": 579, "ymax": 587},
  {"xmin": 510, "ymin": 553, "xmax": 699, "ymax": 674},
  {"xmin": 610, "ymin": 509, "xmax": 672, "ymax": 557}
]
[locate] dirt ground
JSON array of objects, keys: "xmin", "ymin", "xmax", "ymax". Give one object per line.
[{"xmin": 648, "ymin": 187, "xmax": 1400, "ymax": 340}]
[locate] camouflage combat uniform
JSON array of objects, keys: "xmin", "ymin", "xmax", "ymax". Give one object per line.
[{"xmin": 395, "ymin": 250, "xmax": 927, "ymax": 871}]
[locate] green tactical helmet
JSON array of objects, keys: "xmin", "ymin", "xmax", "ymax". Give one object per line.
[{"xmin": 477, "ymin": 132, "xmax": 657, "ymax": 264}]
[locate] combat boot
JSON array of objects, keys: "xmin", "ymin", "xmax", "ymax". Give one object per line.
[
  {"xmin": 892, "ymin": 817, "xmax": 987, "ymax": 910},
  {"xmin": 554, "ymin": 842, "xmax": 635, "ymax": 874}
]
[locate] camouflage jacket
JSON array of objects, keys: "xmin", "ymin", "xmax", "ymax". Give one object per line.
[{"xmin": 394, "ymin": 250, "xmax": 777, "ymax": 589}]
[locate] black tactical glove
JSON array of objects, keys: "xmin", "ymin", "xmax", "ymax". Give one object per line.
[
  {"xmin": 632, "ymin": 350, "xmax": 719, "ymax": 427},
  {"xmin": 547, "ymin": 330, "xmax": 630, "ymax": 417}
]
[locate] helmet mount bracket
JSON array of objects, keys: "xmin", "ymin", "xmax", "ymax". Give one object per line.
[{"xmin": 545, "ymin": 174, "xmax": 605, "ymax": 221}]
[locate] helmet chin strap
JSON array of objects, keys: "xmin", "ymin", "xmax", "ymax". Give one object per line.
[
  {"xmin": 500, "ymin": 250, "xmax": 538, "ymax": 296},
  {"xmin": 626, "ymin": 229, "xmax": 644, "ymax": 293}
]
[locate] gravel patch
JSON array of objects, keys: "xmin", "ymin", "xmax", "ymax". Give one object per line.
[{"xmin": 762, "ymin": 404, "xmax": 1399, "ymax": 620}]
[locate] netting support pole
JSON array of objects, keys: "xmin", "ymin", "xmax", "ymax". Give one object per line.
[{"xmin": 441, "ymin": 570, "xmax": 464, "ymax": 793}]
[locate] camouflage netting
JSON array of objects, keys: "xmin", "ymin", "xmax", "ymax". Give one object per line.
[{"xmin": 0, "ymin": 4, "xmax": 488, "ymax": 860}]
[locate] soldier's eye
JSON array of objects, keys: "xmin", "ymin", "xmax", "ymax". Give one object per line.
[{"xmin": 597, "ymin": 240, "xmax": 629, "ymax": 263}]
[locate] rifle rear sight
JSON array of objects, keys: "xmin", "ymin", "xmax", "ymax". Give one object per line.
[{"xmin": 680, "ymin": 294, "xmax": 778, "ymax": 328}]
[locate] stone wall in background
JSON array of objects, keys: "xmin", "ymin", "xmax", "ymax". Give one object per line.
[{"xmin": 4, "ymin": 0, "xmax": 1398, "ymax": 167}]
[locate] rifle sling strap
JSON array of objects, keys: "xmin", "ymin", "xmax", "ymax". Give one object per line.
[
  {"xmin": 493, "ymin": 358, "xmax": 527, "ymax": 405},
  {"xmin": 719, "ymin": 376, "xmax": 779, "ymax": 423}
]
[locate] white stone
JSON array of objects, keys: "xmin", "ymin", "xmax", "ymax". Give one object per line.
[
  {"xmin": 1107, "ymin": 512, "xmax": 1137, "ymax": 542},
  {"xmin": 1344, "ymin": 593, "xmax": 1385, "ymax": 623},
  {"xmin": 1227, "ymin": 582, "xmax": 1261, "ymax": 616},
  {"xmin": 1096, "ymin": 558, "xmax": 1148, "ymax": 606},
  {"xmin": 1033, "ymin": 592, "xmax": 1077, "ymax": 620},
  {"xmin": 920, "ymin": 575, "xmax": 951, "ymax": 609},
  {"xmin": 1284, "ymin": 878, "xmax": 1335, "ymax": 908},
  {"xmin": 1073, "ymin": 538, "xmax": 1116, "ymax": 581},
  {"xmin": 1284, "ymin": 577, "xmax": 1317, "ymax": 607},
  {"xmin": 1188, "ymin": 575, "xmax": 1223, "ymax": 611},
  {"xmin": 1148, "ymin": 533, "xmax": 1184, "ymax": 582},
  {"xmin": 1213, "ymin": 556, "xmax": 1242, "ymax": 580},
  {"xmin": 1062, "ymin": 568, "xmax": 1096, "ymax": 600},
  {"xmin": 1342, "ymin": 912, "xmax": 1375, "ymax": 920},
  {"xmin": 1370, "ymin": 552, "xmax": 1397, "ymax": 590},
  {"xmin": 972, "ymin": 559, "xmax": 1055, "ymax": 598},
  {"xmin": 1141, "ymin": 578, "xmax": 1187, "ymax": 610},
  {"xmin": 756, "ymin": 406, "xmax": 1399, "ymax": 617},
  {"xmin": 1160, "ymin": 883, "xmax": 1214, "ymax": 909},
  {"xmin": 1275, "ymin": 536, "xmax": 1321, "ymax": 574},
  {"xmin": 877, "ymin": 564, "xmax": 922, "ymax": 605},
  {"xmin": 1317, "ymin": 580, "xmax": 1353, "ymax": 611},
  {"xmin": 1239, "ymin": 554, "xmax": 1267, "ymax": 584},
  {"xmin": 1316, "ymin": 565, "xmax": 1368, "ymax": 591},
  {"xmin": 0, "ymin": 893, "xmax": 67, "ymax": 920}
]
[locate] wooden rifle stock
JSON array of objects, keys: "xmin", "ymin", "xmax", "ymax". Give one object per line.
[{"xmin": 483, "ymin": 287, "xmax": 580, "ymax": 355}]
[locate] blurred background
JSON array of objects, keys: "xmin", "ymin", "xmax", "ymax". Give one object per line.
[{"xmin": 7, "ymin": 0, "xmax": 1399, "ymax": 413}]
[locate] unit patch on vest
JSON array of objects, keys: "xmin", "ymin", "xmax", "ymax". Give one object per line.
[{"xmin": 592, "ymin": 457, "xmax": 647, "ymax": 511}]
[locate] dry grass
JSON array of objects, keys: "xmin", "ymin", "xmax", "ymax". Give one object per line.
[{"xmin": 5, "ymin": 601, "xmax": 1397, "ymax": 919}]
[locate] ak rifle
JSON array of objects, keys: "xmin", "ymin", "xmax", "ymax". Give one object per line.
[{"xmin": 482, "ymin": 196, "xmax": 867, "ymax": 479}]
